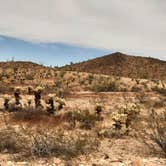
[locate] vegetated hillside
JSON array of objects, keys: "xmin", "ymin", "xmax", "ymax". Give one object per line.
[
  {"xmin": 0, "ymin": 61, "xmax": 57, "ymax": 84},
  {"xmin": 0, "ymin": 61, "xmax": 44, "ymax": 69},
  {"xmin": 62, "ymin": 52, "xmax": 166, "ymax": 80}
]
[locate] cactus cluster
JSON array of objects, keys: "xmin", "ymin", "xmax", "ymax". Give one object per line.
[
  {"xmin": 111, "ymin": 104, "xmax": 140, "ymax": 134},
  {"xmin": 3, "ymin": 86, "xmax": 65, "ymax": 114},
  {"xmin": 34, "ymin": 86, "xmax": 44, "ymax": 109}
]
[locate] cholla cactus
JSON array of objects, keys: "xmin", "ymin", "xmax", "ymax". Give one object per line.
[
  {"xmin": 94, "ymin": 103, "xmax": 103, "ymax": 115},
  {"xmin": 34, "ymin": 86, "xmax": 44, "ymax": 109},
  {"xmin": 118, "ymin": 104, "xmax": 140, "ymax": 128},
  {"xmin": 28, "ymin": 86, "xmax": 34, "ymax": 95},
  {"xmin": 3, "ymin": 95, "xmax": 11, "ymax": 110},
  {"xmin": 111, "ymin": 103, "xmax": 140, "ymax": 132},
  {"xmin": 27, "ymin": 98, "xmax": 32, "ymax": 107},
  {"xmin": 112, "ymin": 112, "xmax": 127, "ymax": 130},
  {"xmin": 46, "ymin": 94, "xmax": 56, "ymax": 114},
  {"xmin": 55, "ymin": 97, "xmax": 65, "ymax": 111},
  {"xmin": 14, "ymin": 87, "xmax": 22, "ymax": 106},
  {"xmin": 112, "ymin": 112, "xmax": 127, "ymax": 124}
]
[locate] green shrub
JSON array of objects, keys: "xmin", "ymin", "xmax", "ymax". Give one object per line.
[
  {"xmin": 65, "ymin": 109, "xmax": 101, "ymax": 129},
  {"xmin": 90, "ymin": 77, "xmax": 118, "ymax": 92}
]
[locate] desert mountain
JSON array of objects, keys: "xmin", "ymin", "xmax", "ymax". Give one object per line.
[{"xmin": 62, "ymin": 52, "xmax": 166, "ymax": 80}]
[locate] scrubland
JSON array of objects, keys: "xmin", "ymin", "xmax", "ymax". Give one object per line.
[{"xmin": 0, "ymin": 67, "xmax": 165, "ymax": 165}]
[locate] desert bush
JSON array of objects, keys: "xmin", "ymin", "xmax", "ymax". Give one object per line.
[
  {"xmin": 30, "ymin": 129, "xmax": 99, "ymax": 159},
  {"xmin": 136, "ymin": 92, "xmax": 147, "ymax": 104},
  {"xmin": 54, "ymin": 78, "xmax": 63, "ymax": 88},
  {"xmin": 0, "ymin": 85, "xmax": 13, "ymax": 94},
  {"xmin": 87, "ymin": 74, "xmax": 94, "ymax": 84},
  {"xmin": 26, "ymin": 74, "xmax": 34, "ymax": 80},
  {"xmin": 54, "ymin": 79, "xmax": 71, "ymax": 98},
  {"xmin": 56, "ymin": 87, "xmax": 70, "ymax": 98},
  {"xmin": 10, "ymin": 109, "xmax": 49, "ymax": 123},
  {"xmin": 65, "ymin": 109, "xmax": 101, "ymax": 129},
  {"xmin": 58, "ymin": 70, "xmax": 66, "ymax": 78},
  {"xmin": 152, "ymin": 86, "xmax": 166, "ymax": 96},
  {"xmin": 0, "ymin": 127, "xmax": 27, "ymax": 154},
  {"xmin": 131, "ymin": 86, "xmax": 142, "ymax": 92},
  {"xmin": 0, "ymin": 125, "xmax": 99, "ymax": 160},
  {"xmin": 90, "ymin": 77, "xmax": 118, "ymax": 92},
  {"xmin": 144, "ymin": 109, "xmax": 166, "ymax": 156}
]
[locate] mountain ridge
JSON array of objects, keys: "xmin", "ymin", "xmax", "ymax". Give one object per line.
[{"xmin": 62, "ymin": 52, "xmax": 166, "ymax": 80}]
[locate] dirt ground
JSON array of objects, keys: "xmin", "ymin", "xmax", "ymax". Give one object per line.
[{"xmin": 0, "ymin": 91, "xmax": 165, "ymax": 166}]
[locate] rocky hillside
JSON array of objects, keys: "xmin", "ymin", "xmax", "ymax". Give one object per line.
[
  {"xmin": 62, "ymin": 52, "xmax": 166, "ymax": 80},
  {"xmin": 0, "ymin": 61, "xmax": 56, "ymax": 83}
]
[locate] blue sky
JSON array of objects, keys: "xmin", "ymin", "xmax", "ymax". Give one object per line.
[{"xmin": 0, "ymin": 35, "xmax": 111, "ymax": 66}]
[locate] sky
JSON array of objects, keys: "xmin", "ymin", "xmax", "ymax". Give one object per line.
[{"xmin": 0, "ymin": 0, "xmax": 166, "ymax": 66}]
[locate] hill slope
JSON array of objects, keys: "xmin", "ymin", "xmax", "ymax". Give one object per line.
[{"xmin": 62, "ymin": 52, "xmax": 166, "ymax": 80}]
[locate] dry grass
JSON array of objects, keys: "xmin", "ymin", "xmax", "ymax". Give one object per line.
[
  {"xmin": 0, "ymin": 123, "xmax": 99, "ymax": 161},
  {"xmin": 145, "ymin": 109, "xmax": 166, "ymax": 157},
  {"xmin": 64, "ymin": 108, "xmax": 102, "ymax": 130},
  {"xmin": 9, "ymin": 110, "xmax": 65, "ymax": 128}
]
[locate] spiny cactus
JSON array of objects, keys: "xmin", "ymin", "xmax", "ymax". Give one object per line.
[
  {"xmin": 34, "ymin": 86, "xmax": 44, "ymax": 109},
  {"xmin": 112, "ymin": 112, "xmax": 127, "ymax": 130},
  {"xmin": 111, "ymin": 103, "xmax": 140, "ymax": 134},
  {"xmin": 46, "ymin": 94, "xmax": 56, "ymax": 114},
  {"xmin": 27, "ymin": 98, "xmax": 32, "ymax": 108},
  {"xmin": 94, "ymin": 103, "xmax": 103, "ymax": 116},
  {"xmin": 55, "ymin": 97, "xmax": 65, "ymax": 111},
  {"xmin": 14, "ymin": 87, "xmax": 22, "ymax": 106},
  {"xmin": 3, "ymin": 95, "xmax": 10, "ymax": 110},
  {"xmin": 28, "ymin": 86, "xmax": 34, "ymax": 95},
  {"xmin": 118, "ymin": 104, "xmax": 140, "ymax": 128}
]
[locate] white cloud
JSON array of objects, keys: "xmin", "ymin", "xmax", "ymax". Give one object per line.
[{"xmin": 0, "ymin": 0, "xmax": 166, "ymax": 60}]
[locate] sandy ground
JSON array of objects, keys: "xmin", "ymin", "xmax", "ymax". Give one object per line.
[{"xmin": 0, "ymin": 91, "xmax": 165, "ymax": 166}]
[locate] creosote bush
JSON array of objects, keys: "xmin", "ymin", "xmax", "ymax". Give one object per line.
[
  {"xmin": 90, "ymin": 76, "xmax": 118, "ymax": 92},
  {"xmin": 65, "ymin": 109, "xmax": 101, "ymax": 129},
  {"xmin": 54, "ymin": 78, "xmax": 70, "ymax": 98},
  {"xmin": 145, "ymin": 109, "xmax": 166, "ymax": 156},
  {"xmin": 0, "ymin": 125, "xmax": 99, "ymax": 160},
  {"xmin": 30, "ymin": 128, "xmax": 99, "ymax": 159}
]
